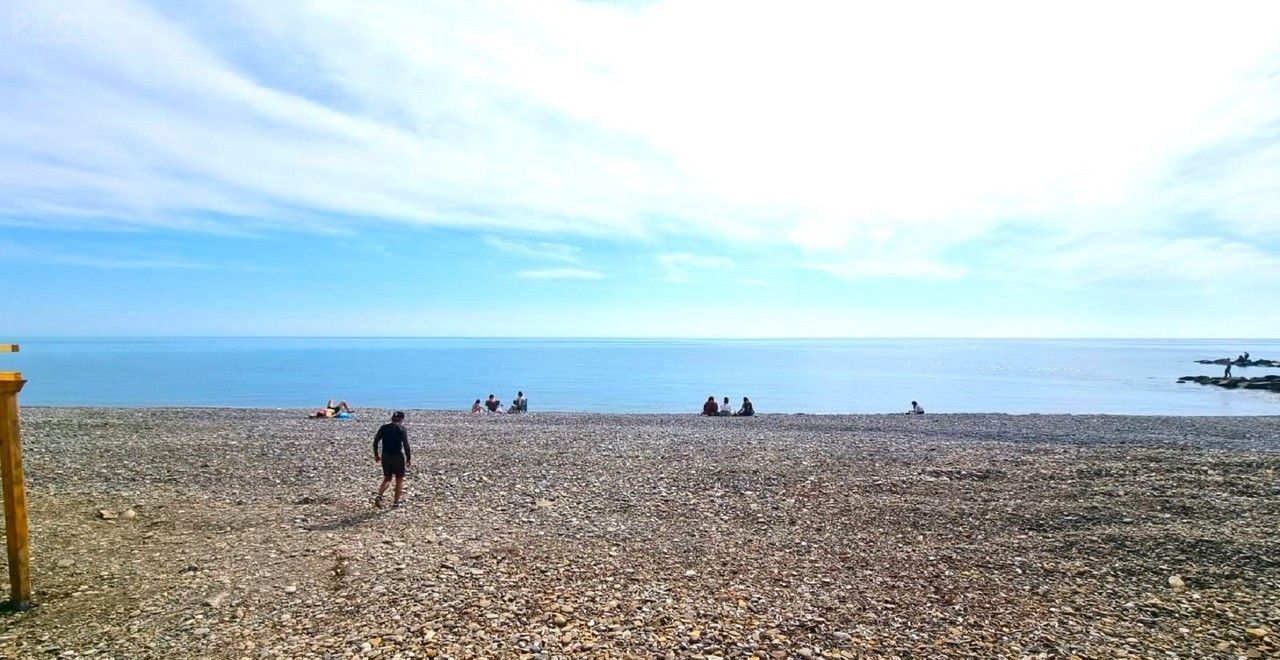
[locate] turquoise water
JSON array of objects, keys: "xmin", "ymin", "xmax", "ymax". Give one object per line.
[{"xmin": 5, "ymin": 337, "xmax": 1280, "ymax": 415}]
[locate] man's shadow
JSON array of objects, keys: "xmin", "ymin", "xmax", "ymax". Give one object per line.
[{"xmin": 305, "ymin": 509, "xmax": 382, "ymax": 532}]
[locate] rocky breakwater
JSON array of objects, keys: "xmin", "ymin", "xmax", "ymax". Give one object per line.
[
  {"xmin": 1195, "ymin": 357, "xmax": 1280, "ymax": 367},
  {"xmin": 1178, "ymin": 374, "xmax": 1280, "ymax": 391}
]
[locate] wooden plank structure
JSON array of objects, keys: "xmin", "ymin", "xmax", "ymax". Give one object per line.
[{"xmin": 0, "ymin": 343, "xmax": 31, "ymax": 610}]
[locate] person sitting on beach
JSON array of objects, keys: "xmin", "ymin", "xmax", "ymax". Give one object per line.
[
  {"xmin": 485, "ymin": 394, "xmax": 500, "ymax": 413},
  {"xmin": 310, "ymin": 399, "xmax": 352, "ymax": 418},
  {"xmin": 373, "ymin": 411, "xmax": 411, "ymax": 509},
  {"xmin": 701, "ymin": 396, "xmax": 719, "ymax": 416},
  {"xmin": 470, "ymin": 399, "xmax": 483, "ymax": 413},
  {"xmin": 514, "ymin": 391, "xmax": 527, "ymax": 413},
  {"xmin": 719, "ymin": 396, "xmax": 732, "ymax": 416},
  {"xmin": 907, "ymin": 401, "xmax": 925, "ymax": 415},
  {"xmin": 507, "ymin": 401, "xmax": 521, "ymax": 414},
  {"xmin": 736, "ymin": 397, "xmax": 754, "ymax": 416}
]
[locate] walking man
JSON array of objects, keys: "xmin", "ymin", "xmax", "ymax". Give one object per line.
[{"xmin": 373, "ymin": 411, "xmax": 411, "ymax": 508}]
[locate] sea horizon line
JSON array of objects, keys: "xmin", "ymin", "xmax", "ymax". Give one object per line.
[{"xmin": 10, "ymin": 335, "xmax": 1280, "ymax": 342}]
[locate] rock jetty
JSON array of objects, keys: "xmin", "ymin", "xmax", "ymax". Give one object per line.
[
  {"xmin": 1195, "ymin": 357, "xmax": 1280, "ymax": 367},
  {"xmin": 1178, "ymin": 374, "xmax": 1280, "ymax": 390}
]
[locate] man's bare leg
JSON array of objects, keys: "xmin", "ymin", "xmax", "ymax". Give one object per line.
[
  {"xmin": 375, "ymin": 476, "xmax": 392, "ymax": 507},
  {"xmin": 393, "ymin": 476, "xmax": 404, "ymax": 506}
]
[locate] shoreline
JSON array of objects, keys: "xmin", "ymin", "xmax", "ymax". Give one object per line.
[{"xmin": 21, "ymin": 404, "xmax": 1280, "ymax": 419}]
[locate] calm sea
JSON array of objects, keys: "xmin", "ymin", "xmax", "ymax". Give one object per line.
[{"xmin": 5, "ymin": 338, "xmax": 1280, "ymax": 415}]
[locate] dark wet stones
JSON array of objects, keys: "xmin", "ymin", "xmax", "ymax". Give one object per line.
[{"xmin": 1178, "ymin": 374, "xmax": 1280, "ymax": 391}]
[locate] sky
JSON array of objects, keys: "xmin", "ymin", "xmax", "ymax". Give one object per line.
[{"xmin": 2, "ymin": 0, "xmax": 1279, "ymax": 337}]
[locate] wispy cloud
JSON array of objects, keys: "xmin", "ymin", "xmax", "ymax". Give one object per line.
[
  {"xmin": 991, "ymin": 235, "xmax": 1280, "ymax": 289},
  {"xmin": 0, "ymin": 240, "xmax": 214, "ymax": 270},
  {"xmin": 657, "ymin": 252, "xmax": 734, "ymax": 282},
  {"xmin": 483, "ymin": 236, "xmax": 580, "ymax": 262},
  {"xmin": 807, "ymin": 258, "xmax": 967, "ymax": 281},
  {"xmin": 516, "ymin": 268, "xmax": 606, "ymax": 280}
]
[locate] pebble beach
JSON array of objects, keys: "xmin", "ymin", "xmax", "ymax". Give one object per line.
[{"xmin": 1, "ymin": 408, "xmax": 1278, "ymax": 659}]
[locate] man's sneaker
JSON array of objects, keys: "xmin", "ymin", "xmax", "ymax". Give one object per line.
[{"xmin": 373, "ymin": 494, "xmax": 384, "ymax": 509}]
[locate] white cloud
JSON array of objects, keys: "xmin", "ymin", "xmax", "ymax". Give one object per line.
[
  {"xmin": 1, "ymin": 0, "xmax": 1279, "ymax": 287},
  {"xmin": 483, "ymin": 236, "xmax": 580, "ymax": 262},
  {"xmin": 995, "ymin": 235, "xmax": 1280, "ymax": 288},
  {"xmin": 515, "ymin": 268, "xmax": 605, "ymax": 280}
]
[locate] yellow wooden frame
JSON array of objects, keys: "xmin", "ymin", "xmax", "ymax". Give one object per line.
[{"xmin": 0, "ymin": 343, "xmax": 29, "ymax": 609}]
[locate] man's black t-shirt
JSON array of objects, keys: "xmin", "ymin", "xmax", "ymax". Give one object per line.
[{"xmin": 374, "ymin": 423, "xmax": 409, "ymax": 460}]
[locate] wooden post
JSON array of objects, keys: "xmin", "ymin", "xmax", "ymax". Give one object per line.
[{"xmin": 0, "ymin": 344, "xmax": 31, "ymax": 610}]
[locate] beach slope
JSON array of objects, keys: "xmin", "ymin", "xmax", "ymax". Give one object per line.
[{"xmin": 1, "ymin": 409, "xmax": 1277, "ymax": 658}]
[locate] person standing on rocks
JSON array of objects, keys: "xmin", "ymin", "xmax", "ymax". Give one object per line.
[
  {"xmin": 373, "ymin": 411, "xmax": 411, "ymax": 508},
  {"xmin": 1224, "ymin": 361, "xmax": 1233, "ymax": 378}
]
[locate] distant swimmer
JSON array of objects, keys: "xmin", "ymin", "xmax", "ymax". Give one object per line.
[
  {"xmin": 702, "ymin": 396, "xmax": 719, "ymax": 416},
  {"xmin": 471, "ymin": 399, "xmax": 483, "ymax": 413},
  {"xmin": 907, "ymin": 401, "xmax": 925, "ymax": 415},
  {"xmin": 719, "ymin": 396, "xmax": 732, "ymax": 416},
  {"xmin": 736, "ymin": 397, "xmax": 755, "ymax": 417},
  {"xmin": 373, "ymin": 411, "xmax": 411, "ymax": 508},
  {"xmin": 310, "ymin": 399, "xmax": 353, "ymax": 418}
]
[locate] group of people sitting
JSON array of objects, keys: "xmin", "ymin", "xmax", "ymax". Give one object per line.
[
  {"xmin": 699, "ymin": 397, "xmax": 922, "ymax": 416},
  {"xmin": 316, "ymin": 394, "xmax": 923, "ymax": 418},
  {"xmin": 701, "ymin": 396, "xmax": 754, "ymax": 416},
  {"xmin": 471, "ymin": 391, "xmax": 527, "ymax": 414}
]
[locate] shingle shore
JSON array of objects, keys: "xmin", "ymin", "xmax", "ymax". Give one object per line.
[{"xmin": 1, "ymin": 408, "xmax": 1278, "ymax": 659}]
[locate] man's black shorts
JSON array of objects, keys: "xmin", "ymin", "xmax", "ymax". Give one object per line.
[{"xmin": 381, "ymin": 454, "xmax": 405, "ymax": 478}]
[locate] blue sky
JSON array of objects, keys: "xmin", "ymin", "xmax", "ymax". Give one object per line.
[{"xmin": 3, "ymin": 0, "xmax": 1279, "ymax": 337}]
